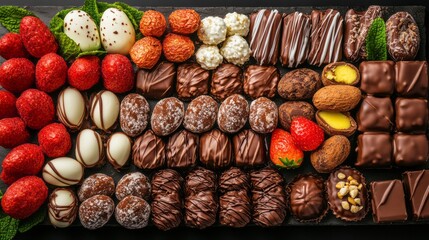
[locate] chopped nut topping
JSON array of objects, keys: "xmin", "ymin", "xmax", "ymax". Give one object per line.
[
  {"xmin": 342, "ymin": 201, "xmax": 350, "ymax": 210},
  {"xmin": 349, "ymin": 189, "xmax": 358, "ymax": 198},
  {"xmin": 348, "ymin": 196, "xmax": 356, "ymax": 205},
  {"xmin": 354, "ymin": 198, "xmax": 361, "ymax": 205},
  {"xmin": 336, "ymin": 181, "xmax": 346, "ymax": 189},
  {"xmin": 336, "ymin": 173, "xmax": 364, "ymax": 214},
  {"xmin": 337, "ymin": 173, "xmax": 346, "ymax": 179}
]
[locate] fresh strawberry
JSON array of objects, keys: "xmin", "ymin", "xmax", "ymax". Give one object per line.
[
  {"xmin": 290, "ymin": 116, "xmax": 324, "ymax": 151},
  {"xmin": 36, "ymin": 53, "xmax": 67, "ymax": 93},
  {"xmin": 20, "ymin": 16, "xmax": 58, "ymax": 58},
  {"xmin": 102, "ymin": 54, "xmax": 134, "ymax": 93},
  {"xmin": 0, "ymin": 58, "xmax": 35, "ymax": 94},
  {"xmin": 269, "ymin": 128, "xmax": 304, "ymax": 169},
  {"xmin": 0, "ymin": 33, "xmax": 29, "ymax": 59}
]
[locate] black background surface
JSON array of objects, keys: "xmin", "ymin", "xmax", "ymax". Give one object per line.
[{"xmin": 0, "ymin": 0, "xmax": 428, "ymax": 239}]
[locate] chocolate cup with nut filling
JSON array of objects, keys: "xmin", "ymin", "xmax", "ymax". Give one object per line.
[
  {"xmin": 321, "ymin": 62, "xmax": 360, "ymax": 86},
  {"xmin": 315, "ymin": 110, "xmax": 357, "ymax": 137},
  {"xmin": 326, "ymin": 166, "xmax": 369, "ymax": 222}
]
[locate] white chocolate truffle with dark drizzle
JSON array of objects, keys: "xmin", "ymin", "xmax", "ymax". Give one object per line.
[
  {"xmin": 57, "ymin": 87, "xmax": 86, "ymax": 131},
  {"xmin": 48, "ymin": 188, "xmax": 78, "ymax": 228},
  {"xmin": 90, "ymin": 90, "xmax": 119, "ymax": 132},
  {"xmin": 75, "ymin": 129, "xmax": 104, "ymax": 168},
  {"xmin": 106, "ymin": 132, "xmax": 132, "ymax": 169},
  {"xmin": 42, "ymin": 157, "xmax": 84, "ymax": 187}
]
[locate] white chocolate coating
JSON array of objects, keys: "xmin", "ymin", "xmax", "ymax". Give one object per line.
[
  {"xmin": 57, "ymin": 87, "xmax": 86, "ymax": 131},
  {"xmin": 220, "ymin": 35, "xmax": 251, "ymax": 66},
  {"xmin": 48, "ymin": 188, "xmax": 78, "ymax": 228},
  {"xmin": 100, "ymin": 8, "xmax": 135, "ymax": 55},
  {"xmin": 196, "ymin": 45, "xmax": 223, "ymax": 70},
  {"xmin": 197, "ymin": 16, "xmax": 227, "ymax": 45},
  {"xmin": 43, "ymin": 157, "xmax": 84, "ymax": 187},
  {"xmin": 107, "ymin": 132, "xmax": 132, "ymax": 169},
  {"xmin": 90, "ymin": 90, "xmax": 120, "ymax": 132},
  {"xmin": 75, "ymin": 129, "xmax": 104, "ymax": 168},
  {"xmin": 64, "ymin": 10, "xmax": 101, "ymax": 52},
  {"xmin": 224, "ymin": 12, "xmax": 250, "ymax": 36}
]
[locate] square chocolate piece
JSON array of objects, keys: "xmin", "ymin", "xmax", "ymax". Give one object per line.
[
  {"xmin": 357, "ymin": 96, "xmax": 394, "ymax": 132},
  {"xmin": 356, "ymin": 133, "xmax": 392, "ymax": 168},
  {"xmin": 370, "ymin": 180, "xmax": 408, "ymax": 223},
  {"xmin": 233, "ymin": 129, "xmax": 266, "ymax": 167},
  {"xmin": 395, "ymin": 98, "xmax": 428, "ymax": 133},
  {"xmin": 243, "ymin": 65, "xmax": 280, "ymax": 99},
  {"xmin": 394, "ymin": 134, "xmax": 429, "ymax": 167},
  {"xmin": 395, "ymin": 61, "xmax": 428, "ymax": 98},
  {"xmin": 403, "ymin": 170, "xmax": 429, "ymax": 220},
  {"xmin": 359, "ymin": 61, "xmax": 395, "ymax": 95},
  {"xmin": 249, "ymin": 9, "xmax": 283, "ymax": 65}
]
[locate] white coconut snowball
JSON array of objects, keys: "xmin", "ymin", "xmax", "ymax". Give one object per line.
[
  {"xmin": 196, "ymin": 45, "xmax": 223, "ymax": 70},
  {"xmin": 220, "ymin": 35, "xmax": 251, "ymax": 66},
  {"xmin": 197, "ymin": 16, "xmax": 227, "ymax": 45},
  {"xmin": 224, "ymin": 12, "xmax": 250, "ymax": 37}
]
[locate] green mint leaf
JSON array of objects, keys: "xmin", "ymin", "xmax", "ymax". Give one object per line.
[
  {"xmin": 366, "ymin": 17, "xmax": 387, "ymax": 61},
  {"xmin": 82, "ymin": 0, "xmax": 100, "ymax": 25},
  {"xmin": 77, "ymin": 49, "xmax": 106, "ymax": 58},
  {"xmin": 18, "ymin": 206, "xmax": 46, "ymax": 233},
  {"xmin": 0, "ymin": 210, "xmax": 19, "ymax": 240},
  {"xmin": 54, "ymin": 32, "xmax": 81, "ymax": 61},
  {"xmin": 0, "ymin": 6, "xmax": 35, "ymax": 33}
]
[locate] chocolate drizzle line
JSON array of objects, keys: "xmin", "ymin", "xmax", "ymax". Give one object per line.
[
  {"xmin": 44, "ymin": 162, "xmax": 82, "ymax": 186},
  {"xmin": 57, "ymin": 88, "xmax": 86, "ymax": 131},
  {"xmin": 49, "ymin": 188, "xmax": 78, "ymax": 225},
  {"xmin": 363, "ymin": 97, "xmax": 394, "ymax": 127},
  {"xmin": 377, "ymin": 180, "xmax": 396, "ymax": 208},
  {"xmin": 76, "ymin": 130, "xmax": 104, "ymax": 167}
]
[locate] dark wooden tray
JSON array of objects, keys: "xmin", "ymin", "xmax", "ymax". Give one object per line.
[{"xmin": 0, "ymin": 5, "xmax": 427, "ymax": 231}]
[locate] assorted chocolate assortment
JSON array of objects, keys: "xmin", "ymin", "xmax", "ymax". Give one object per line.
[{"xmin": 0, "ymin": 2, "xmax": 428, "ymax": 233}]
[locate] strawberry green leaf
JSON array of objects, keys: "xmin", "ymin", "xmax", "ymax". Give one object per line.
[
  {"xmin": 0, "ymin": 210, "xmax": 19, "ymax": 240},
  {"xmin": 279, "ymin": 157, "xmax": 302, "ymax": 169}
]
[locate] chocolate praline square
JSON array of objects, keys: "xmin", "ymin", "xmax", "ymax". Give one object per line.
[
  {"xmin": 393, "ymin": 134, "xmax": 428, "ymax": 167},
  {"xmin": 357, "ymin": 96, "xmax": 394, "ymax": 132},
  {"xmin": 356, "ymin": 133, "xmax": 392, "ymax": 168},
  {"xmin": 232, "ymin": 129, "xmax": 266, "ymax": 168},
  {"xmin": 359, "ymin": 61, "xmax": 395, "ymax": 95},
  {"xmin": 395, "ymin": 98, "xmax": 428, "ymax": 133},
  {"xmin": 370, "ymin": 180, "xmax": 408, "ymax": 223},
  {"xmin": 395, "ymin": 61, "xmax": 428, "ymax": 98},
  {"xmin": 136, "ymin": 61, "xmax": 175, "ymax": 100},
  {"xmin": 248, "ymin": 9, "xmax": 283, "ymax": 65},
  {"xmin": 210, "ymin": 63, "xmax": 243, "ymax": 101},
  {"xmin": 402, "ymin": 170, "xmax": 429, "ymax": 220}
]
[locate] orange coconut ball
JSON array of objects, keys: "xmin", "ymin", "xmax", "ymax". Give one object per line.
[
  {"xmin": 140, "ymin": 10, "xmax": 167, "ymax": 37},
  {"xmin": 162, "ymin": 33, "xmax": 194, "ymax": 63},
  {"xmin": 130, "ymin": 37, "xmax": 162, "ymax": 69},
  {"xmin": 168, "ymin": 9, "xmax": 200, "ymax": 35}
]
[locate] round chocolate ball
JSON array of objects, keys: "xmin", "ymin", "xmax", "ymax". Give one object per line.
[
  {"xmin": 288, "ymin": 174, "xmax": 327, "ymax": 222},
  {"xmin": 78, "ymin": 173, "xmax": 115, "ymax": 202},
  {"xmin": 183, "ymin": 95, "xmax": 218, "ymax": 134},
  {"xmin": 150, "ymin": 97, "xmax": 184, "ymax": 136},
  {"xmin": 79, "ymin": 195, "xmax": 114, "ymax": 230},
  {"xmin": 217, "ymin": 94, "xmax": 249, "ymax": 134},
  {"xmin": 249, "ymin": 97, "xmax": 278, "ymax": 134},
  {"xmin": 277, "ymin": 68, "xmax": 321, "ymax": 100},
  {"xmin": 120, "ymin": 93, "xmax": 150, "ymax": 137},
  {"xmin": 115, "ymin": 195, "xmax": 151, "ymax": 229},
  {"xmin": 116, "ymin": 172, "xmax": 151, "ymax": 201}
]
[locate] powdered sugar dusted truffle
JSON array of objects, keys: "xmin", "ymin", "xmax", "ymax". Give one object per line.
[
  {"xmin": 78, "ymin": 173, "xmax": 115, "ymax": 202},
  {"xmin": 218, "ymin": 94, "xmax": 249, "ymax": 133},
  {"xmin": 184, "ymin": 95, "xmax": 218, "ymax": 134},
  {"xmin": 220, "ymin": 35, "xmax": 250, "ymax": 66},
  {"xmin": 198, "ymin": 16, "xmax": 227, "ymax": 45},
  {"xmin": 224, "ymin": 12, "xmax": 250, "ymax": 36},
  {"xmin": 116, "ymin": 172, "xmax": 151, "ymax": 201},
  {"xmin": 120, "ymin": 93, "xmax": 150, "ymax": 137},
  {"xmin": 196, "ymin": 45, "xmax": 223, "ymax": 70},
  {"xmin": 79, "ymin": 195, "xmax": 114, "ymax": 230},
  {"xmin": 249, "ymin": 97, "xmax": 278, "ymax": 134},
  {"xmin": 115, "ymin": 195, "xmax": 150, "ymax": 229},
  {"xmin": 151, "ymin": 97, "xmax": 184, "ymax": 136}
]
